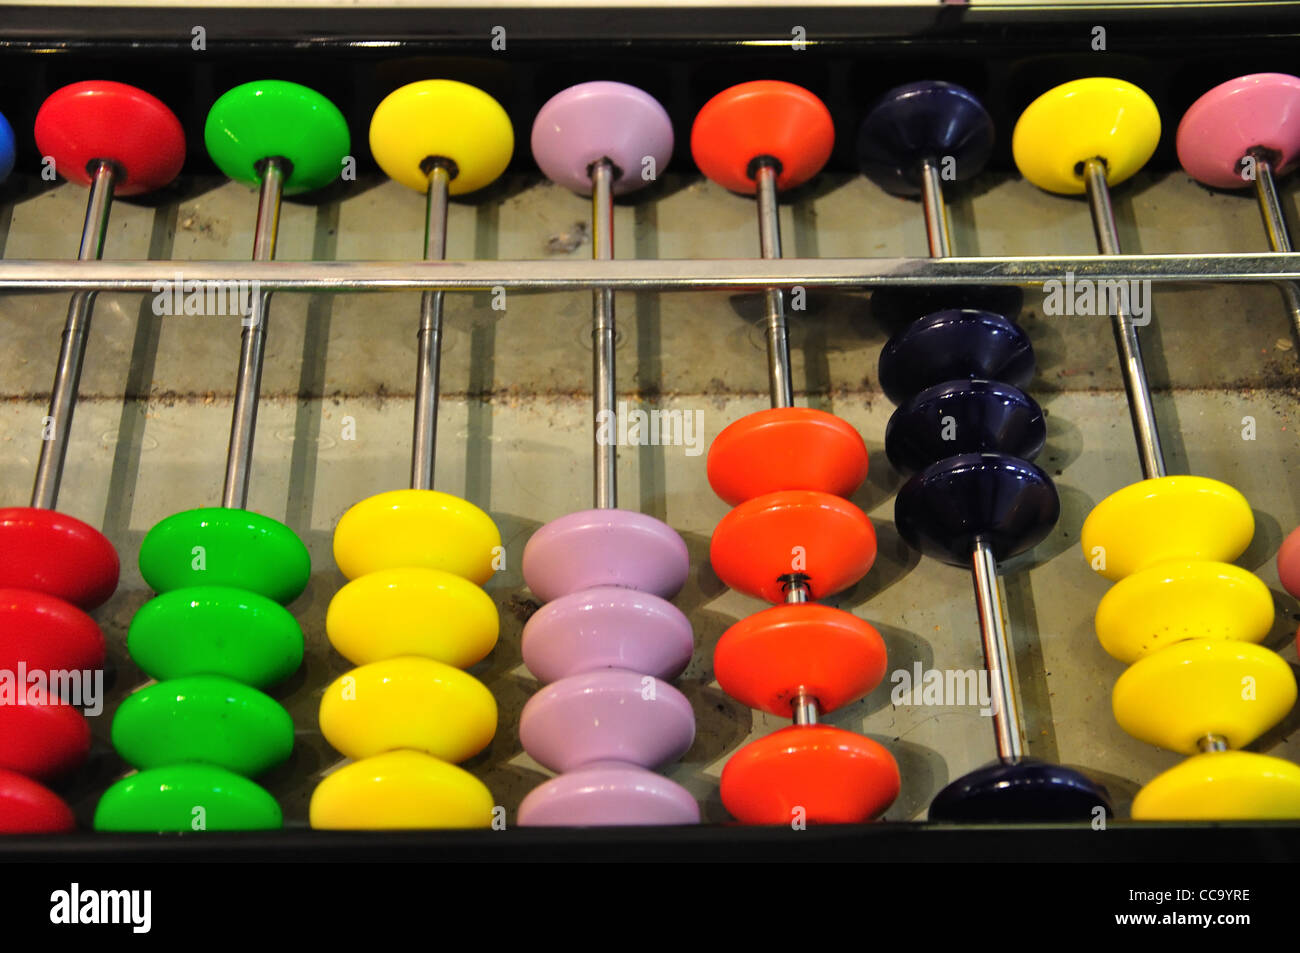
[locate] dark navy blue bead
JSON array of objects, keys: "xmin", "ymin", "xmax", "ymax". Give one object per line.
[
  {"xmin": 877, "ymin": 309, "xmax": 1035, "ymax": 406},
  {"xmin": 856, "ymin": 81, "xmax": 994, "ymax": 197},
  {"xmin": 870, "ymin": 285, "xmax": 1024, "ymax": 328},
  {"xmin": 928, "ymin": 759, "xmax": 1113, "ymax": 822},
  {"xmin": 885, "ymin": 380, "xmax": 1046, "ymax": 475},
  {"xmin": 0, "ymin": 112, "xmax": 14, "ymax": 184},
  {"xmin": 894, "ymin": 452, "xmax": 1058, "ymax": 566}
]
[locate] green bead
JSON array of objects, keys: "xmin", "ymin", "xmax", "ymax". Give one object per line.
[
  {"xmin": 94, "ymin": 764, "xmax": 282, "ymax": 832},
  {"xmin": 205, "ymin": 80, "xmax": 350, "ymax": 194},
  {"xmin": 111, "ymin": 675, "xmax": 294, "ymax": 776},
  {"xmin": 128, "ymin": 586, "xmax": 304, "ymax": 688},
  {"xmin": 139, "ymin": 507, "xmax": 310, "ymax": 604}
]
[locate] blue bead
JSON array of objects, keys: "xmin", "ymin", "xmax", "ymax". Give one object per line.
[
  {"xmin": 0, "ymin": 112, "xmax": 14, "ymax": 183},
  {"xmin": 894, "ymin": 452, "xmax": 1058, "ymax": 566},
  {"xmin": 885, "ymin": 380, "xmax": 1046, "ymax": 475},
  {"xmin": 878, "ymin": 309, "xmax": 1035, "ymax": 406},
  {"xmin": 928, "ymin": 759, "xmax": 1113, "ymax": 822},
  {"xmin": 857, "ymin": 81, "xmax": 994, "ymax": 197}
]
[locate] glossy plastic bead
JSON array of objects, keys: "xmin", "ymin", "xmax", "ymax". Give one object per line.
[
  {"xmin": 0, "ymin": 111, "xmax": 14, "ymax": 183},
  {"xmin": 691, "ymin": 80, "xmax": 834, "ymax": 194},
  {"xmin": 856, "ymin": 81, "xmax": 995, "ymax": 197},
  {"xmin": 531, "ymin": 81, "xmax": 673, "ymax": 196},
  {"xmin": 1080, "ymin": 477, "xmax": 1254, "ymax": 581},
  {"xmin": 885, "ymin": 380, "xmax": 1046, "ymax": 475},
  {"xmin": 333, "ymin": 489, "xmax": 500, "ymax": 584},
  {"xmin": 370, "ymin": 80, "xmax": 514, "ymax": 195},
  {"xmin": 1094, "ymin": 561, "xmax": 1273, "ymax": 664},
  {"xmin": 34, "ymin": 81, "xmax": 185, "ymax": 195},
  {"xmin": 94, "ymin": 764, "xmax": 282, "ymax": 832},
  {"xmin": 928, "ymin": 759, "xmax": 1112, "ymax": 822},
  {"xmin": 205, "ymin": 80, "xmax": 350, "ymax": 194},
  {"xmin": 1113, "ymin": 640, "xmax": 1296, "ymax": 754},
  {"xmin": 0, "ymin": 507, "xmax": 119, "ymax": 609},
  {"xmin": 877, "ymin": 309, "xmax": 1035, "ymax": 406},
  {"xmin": 521, "ymin": 586, "xmax": 693, "ymax": 684},
  {"xmin": 139, "ymin": 507, "xmax": 310, "ymax": 603},
  {"xmin": 309, "ymin": 750, "xmax": 494, "ymax": 830},
  {"xmin": 706, "ymin": 407, "xmax": 869, "ymax": 506},
  {"xmin": 0, "ymin": 588, "xmax": 105, "ymax": 676},
  {"xmin": 522, "ymin": 508, "xmax": 689, "ymax": 602},
  {"xmin": 111, "ymin": 676, "xmax": 294, "ymax": 776},
  {"xmin": 1013, "ymin": 77, "xmax": 1161, "ymax": 195},
  {"xmin": 0, "ymin": 688, "xmax": 90, "ymax": 780},
  {"xmin": 1177, "ymin": 74, "xmax": 1300, "ymax": 190},
  {"xmin": 518, "ymin": 762, "xmax": 701, "ymax": 826},
  {"xmin": 319, "ymin": 657, "xmax": 497, "ymax": 764},
  {"xmin": 714, "ymin": 605, "xmax": 887, "ymax": 717},
  {"xmin": 1277, "ymin": 524, "xmax": 1300, "ymax": 598},
  {"xmin": 720, "ymin": 725, "xmax": 900, "ymax": 825},
  {"xmin": 0, "ymin": 769, "xmax": 75, "ymax": 833},
  {"xmin": 895, "ymin": 453, "xmax": 1059, "ymax": 567},
  {"xmin": 519, "ymin": 669, "xmax": 695, "ymax": 774},
  {"xmin": 1131, "ymin": 751, "xmax": 1300, "ymax": 820},
  {"xmin": 127, "ymin": 586, "xmax": 303, "ymax": 687},
  {"xmin": 711, "ymin": 490, "xmax": 877, "ymax": 602}
]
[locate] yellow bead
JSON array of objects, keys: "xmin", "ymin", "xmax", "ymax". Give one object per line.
[
  {"xmin": 310, "ymin": 750, "xmax": 495, "ymax": 829},
  {"xmin": 1113, "ymin": 640, "xmax": 1296, "ymax": 754},
  {"xmin": 1080, "ymin": 476, "xmax": 1254, "ymax": 581},
  {"xmin": 333, "ymin": 489, "xmax": 501, "ymax": 584},
  {"xmin": 1094, "ymin": 560, "xmax": 1273, "ymax": 663},
  {"xmin": 369, "ymin": 80, "xmax": 514, "ymax": 195},
  {"xmin": 1012, "ymin": 77, "xmax": 1160, "ymax": 194},
  {"xmin": 319, "ymin": 656, "xmax": 497, "ymax": 763},
  {"xmin": 1132, "ymin": 752, "xmax": 1300, "ymax": 820},
  {"xmin": 327, "ymin": 567, "xmax": 499, "ymax": 668}
]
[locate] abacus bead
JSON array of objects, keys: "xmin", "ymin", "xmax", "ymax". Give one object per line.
[
  {"xmin": 1277, "ymin": 524, "xmax": 1300, "ymax": 598},
  {"xmin": 319, "ymin": 657, "xmax": 497, "ymax": 764},
  {"xmin": 521, "ymin": 586, "xmax": 693, "ymax": 684},
  {"xmin": 309, "ymin": 750, "xmax": 495, "ymax": 830},
  {"xmin": 517, "ymin": 763, "xmax": 700, "ymax": 826},
  {"xmin": 0, "ymin": 588, "xmax": 105, "ymax": 676},
  {"xmin": 111, "ymin": 676, "xmax": 294, "ymax": 776},
  {"xmin": 0, "ymin": 111, "xmax": 14, "ymax": 183},
  {"xmin": 927, "ymin": 760, "xmax": 1112, "ymax": 822},
  {"xmin": 1131, "ymin": 752, "xmax": 1300, "ymax": 820},
  {"xmin": 333, "ymin": 489, "xmax": 500, "ymax": 585},
  {"xmin": 522, "ymin": 509, "xmax": 689, "ymax": 602},
  {"xmin": 885, "ymin": 380, "xmax": 1046, "ymax": 475},
  {"xmin": 706, "ymin": 407, "xmax": 869, "ymax": 506},
  {"xmin": 519, "ymin": 669, "xmax": 694, "ymax": 774},
  {"xmin": 94, "ymin": 765, "xmax": 282, "ymax": 832},
  {"xmin": 877, "ymin": 309, "xmax": 1035, "ymax": 406},
  {"xmin": 0, "ymin": 507, "xmax": 119, "ymax": 609},
  {"xmin": 1177, "ymin": 74, "xmax": 1300, "ymax": 190},
  {"xmin": 127, "ymin": 586, "xmax": 303, "ymax": 688},
  {"xmin": 326, "ymin": 567, "xmax": 498, "ymax": 669},
  {"xmin": 0, "ymin": 770, "xmax": 75, "ymax": 834},
  {"xmin": 0, "ymin": 689, "xmax": 90, "ymax": 780}
]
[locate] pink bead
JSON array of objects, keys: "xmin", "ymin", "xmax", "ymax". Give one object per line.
[
  {"xmin": 517, "ymin": 762, "xmax": 700, "ymax": 826},
  {"xmin": 1177, "ymin": 73, "xmax": 1300, "ymax": 189}
]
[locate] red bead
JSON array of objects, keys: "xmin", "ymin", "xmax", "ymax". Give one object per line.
[
  {"xmin": 34, "ymin": 80, "xmax": 185, "ymax": 196},
  {"xmin": 715, "ymin": 604, "xmax": 887, "ymax": 717},
  {"xmin": 0, "ymin": 589, "xmax": 105, "ymax": 676},
  {"xmin": 0, "ymin": 507, "xmax": 119, "ymax": 609},
  {"xmin": 0, "ymin": 769, "xmax": 75, "ymax": 833},
  {"xmin": 0, "ymin": 687, "xmax": 91, "ymax": 780},
  {"xmin": 721, "ymin": 725, "xmax": 899, "ymax": 824},
  {"xmin": 1278, "ymin": 525, "xmax": 1300, "ymax": 599}
]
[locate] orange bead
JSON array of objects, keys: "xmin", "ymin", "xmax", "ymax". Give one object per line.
[
  {"xmin": 707, "ymin": 408, "xmax": 869, "ymax": 506},
  {"xmin": 721, "ymin": 725, "xmax": 899, "ymax": 824},
  {"xmin": 714, "ymin": 604, "xmax": 886, "ymax": 716},
  {"xmin": 710, "ymin": 490, "xmax": 876, "ymax": 602},
  {"xmin": 690, "ymin": 80, "xmax": 835, "ymax": 195}
]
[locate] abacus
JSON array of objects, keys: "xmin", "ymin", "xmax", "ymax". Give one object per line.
[{"xmin": 2, "ymin": 2, "xmax": 1300, "ymax": 862}]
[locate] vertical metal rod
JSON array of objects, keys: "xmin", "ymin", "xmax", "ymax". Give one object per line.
[
  {"xmin": 791, "ymin": 690, "xmax": 820, "ymax": 726},
  {"xmin": 411, "ymin": 163, "xmax": 452, "ymax": 491},
  {"xmin": 972, "ymin": 537, "xmax": 1025, "ymax": 761},
  {"xmin": 1251, "ymin": 155, "xmax": 1300, "ymax": 344},
  {"xmin": 30, "ymin": 160, "xmax": 116, "ymax": 510},
  {"xmin": 592, "ymin": 159, "xmax": 617, "ymax": 509},
  {"xmin": 755, "ymin": 160, "xmax": 793, "ymax": 409},
  {"xmin": 919, "ymin": 158, "xmax": 953, "ymax": 258},
  {"xmin": 222, "ymin": 157, "xmax": 284, "ymax": 510},
  {"xmin": 1084, "ymin": 158, "xmax": 1166, "ymax": 480}
]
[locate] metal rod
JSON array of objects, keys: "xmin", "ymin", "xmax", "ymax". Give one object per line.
[
  {"xmin": 1251, "ymin": 154, "xmax": 1300, "ymax": 344},
  {"xmin": 1084, "ymin": 158, "xmax": 1166, "ymax": 480},
  {"xmin": 30, "ymin": 160, "xmax": 116, "ymax": 510},
  {"xmin": 755, "ymin": 160, "xmax": 793, "ymax": 409},
  {"xmin": 411, "ymin": 162, "xmax": 451, "ymax": 491},
  {"xmin": 971, "ymin": 537, "xmax": 1025, "ymax": 761},
  {"xmin": 791, "ymin": 690, "xmax": 819, "ymax": 726},
  {"xmin": 1197, "ymin": 733, "xmax": 1230, "ymax": 754},
  {"xmin": 919, "ymin": 158, "xmax": 953, "ymax": 258},
  {"xmin": 221, "ymin": 157, "xmax": 284, "ymax": 510},
  {"xmin": 592, "ymin": 159, "xmax": 617, "ymax": 509}
]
